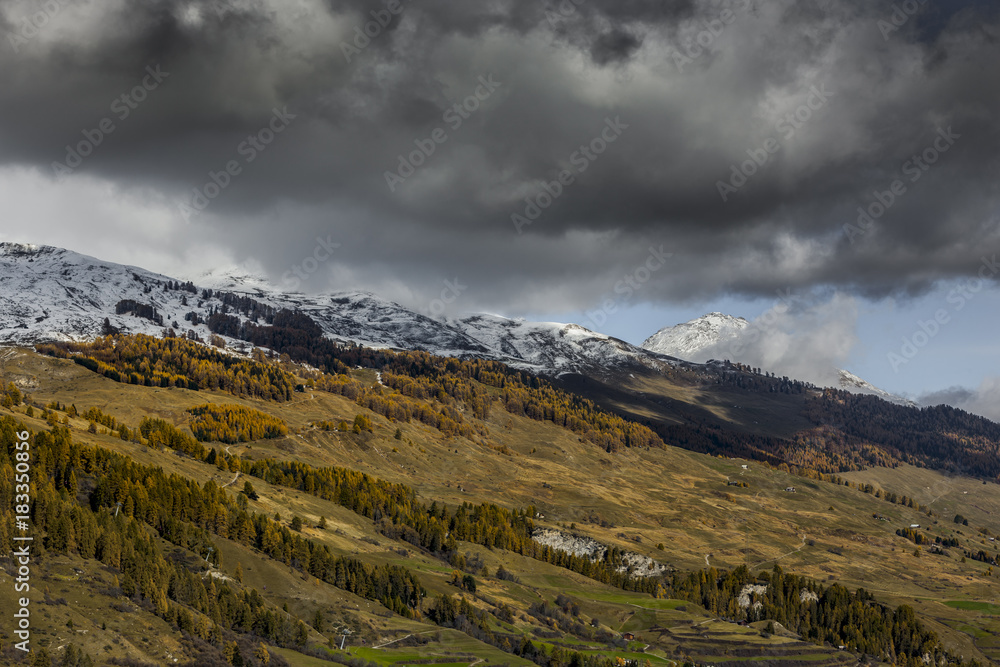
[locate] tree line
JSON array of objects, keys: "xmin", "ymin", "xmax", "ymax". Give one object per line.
[
  {"xmin": 41, "ymin": 324, "xmax": 664, "ymax": 452},
  {"xmin": 203, "ymin": 310, "xmax": 664, "ymax": 452},
  {"xmin": 38, "ymin": 335, "xmax": 296, "ymax": 401}
]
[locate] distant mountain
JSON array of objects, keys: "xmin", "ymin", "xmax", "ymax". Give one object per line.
[
  {"xmin": 836, "ymin": 369, "xmax": 915, "ymax": 406},
  {"xmin": 641, "ymin": 312, "xmax": 748, "ymax": 360},
  {"xmin": 641, "ymin": 312, "xmax": 915, "ymax": 406}
]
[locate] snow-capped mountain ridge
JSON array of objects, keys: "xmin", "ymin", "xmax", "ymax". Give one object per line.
[
  {"xmin": 0, "ymin": 243, "xmax": 672, "ymax": 379},
  {"xmin": 0, "ymin": 243, "xmax": 183, "ymax": 342},
  {"xmin": 0, "ymin": 243, "xmax": 903, "ymax": 403},
  {"xmin": 640, "ymin": 312, "xmax": 914, "ymax": 405}
]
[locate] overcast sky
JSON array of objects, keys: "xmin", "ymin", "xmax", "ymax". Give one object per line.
[{"xmin": 1, "ymin": 0, "xmax": 998, "ymax": 415}]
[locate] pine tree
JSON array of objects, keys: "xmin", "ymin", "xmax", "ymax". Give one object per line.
[
  {"xmin": 224, "ymin": 640, "xmax": 240, "ymax": 665},
  {"xmin": 295, "ymin": 620, "xmax": 309, "ymax": 645},
  {"xmin": 32, "ymin": 647, "xmax": 51, "ymax": 667}
]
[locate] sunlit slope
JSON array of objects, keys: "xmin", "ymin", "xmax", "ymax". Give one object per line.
[{"xmin": 3, "ymin": 347, "xmax": 1000, "ymax": 663}]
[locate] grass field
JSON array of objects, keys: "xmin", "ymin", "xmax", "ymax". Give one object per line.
[{"xmin": 945, "ymin": 600, "xmax": 1000, "ymax": 612}]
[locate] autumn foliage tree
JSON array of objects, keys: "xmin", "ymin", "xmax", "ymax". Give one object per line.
[{"xmin": 189, "ymin": 404, "xmax": 288, "ymax": 443}]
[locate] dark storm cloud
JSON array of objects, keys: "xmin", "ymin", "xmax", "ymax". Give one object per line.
[
  {"xmin": 588, "ymin": 28, "xmax": 643, "ymax": 65},
  {"xmin": 1, "ymin": 0, "xmax": 999, "ymax": 314}
]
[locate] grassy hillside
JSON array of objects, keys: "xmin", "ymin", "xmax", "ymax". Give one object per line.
[{"xmin": 2, "ymin": 346, "xmax": 999, "ymax": 665}]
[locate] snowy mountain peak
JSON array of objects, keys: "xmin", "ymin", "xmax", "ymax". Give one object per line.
[
  {"xmin": 1, "ymin": 242, "xmax": 78, "ymax": 263},
  {"xmin": 838, "ymin": 369, "xmax": 916, "ymax": 406},
  {"xmin": 641, "ymin": 311, "xmax": 914, "ymax": 405},
  {"xmin": 0, "ymin": 242, "xmax": 43, "ymax": 255},
  {"xmin": 191, "ymin": 265, "xmax": 278, "ymax": 293},
  {"xmin": 641, "ymin": 312, "xmax": 749, "ymax": 360}
]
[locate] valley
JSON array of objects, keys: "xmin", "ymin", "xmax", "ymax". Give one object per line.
[
  {"xmin": 5, "ymin": 0, "xmax": 999, "ymax": 662},
  {"xmin": 3, "ymin": 345, "xmax": 1000, "ymax": 665}
]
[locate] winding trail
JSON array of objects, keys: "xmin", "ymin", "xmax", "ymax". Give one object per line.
[{"xmin": 222, "ymin": 471, "xmax": 240, "ymax": 488}]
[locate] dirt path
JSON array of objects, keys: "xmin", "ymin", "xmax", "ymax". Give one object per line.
[
  {"xmin": 222, "ymin": 471, "xmax": 240, "ymax": 488},
  {"xmin": 372, "ymin": 630, "xmax": 436, "ymax": 650},
  {"xmin": 372, "ymin": 634, "xmax": 413, "ymax": 649}
]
